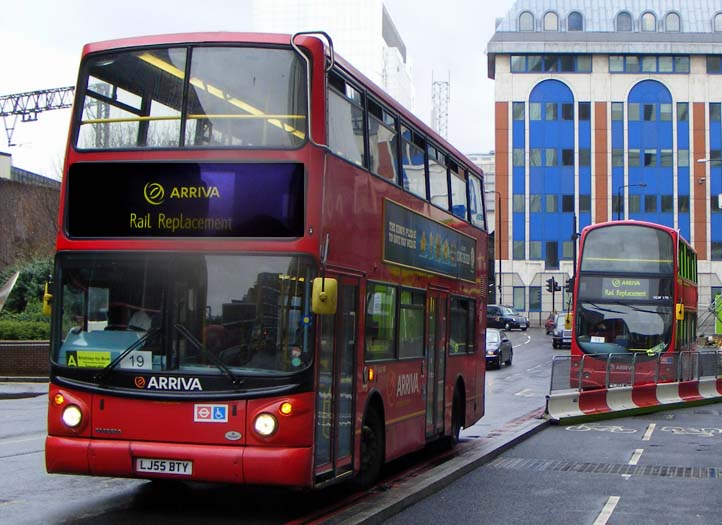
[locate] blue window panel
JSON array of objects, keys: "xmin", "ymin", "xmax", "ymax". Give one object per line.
[
  {"xmin": 578, "ymin": 167, "xmax": 591, "ymax": 194},
  {"xmin": 529, "ymin": 120, "xmax": 547, "ymax": 140},
  {"xmin": 611, "ymin": 120, "xmax": 625, "ymax": 148},
  {"xmin": 711, "ymin": 214, "xmax": 722, "ymax": 243},
  {"xmin": 678, "ymin": 167, "xmax": 690, "ymax": 196},
  {"xmin": 677, "ymin": 118, "xmax": 689, "ymax": 149},
  {"xmin": 579, "ymin": 213, "xmax": 592, "ymax": 233},
  {"xmin": 529, "ymin": 171, "xmax": 544, "ymax": 194},
  {"xmin": 710, "ymin": 115, "xmax": 721, "ymax": 149},
  {"xmin": 512, "ymin": 120, "xmax": 526, "ymax": 148},
  {"xmin": 512, "ymin": 212, "xmax": 525, "ymax": 241},
  {"xmin": 543, "ymin": 171, "xmax": 558, "ymax": 193},
  {"xmin": 629, "ymin": 80, "xmax": 672, "ymax": 104},
  {"xmin": 712, "ymin": 167, "xmax": 722, "ymax": 242},
  {"xmin": 560, "ymin": 167, "xmax": 575, "ymax": 193},
  {"xmin": 678, "ymin": 215, "xmax": 690, "ymax": 242},
  {"xmin": 578, "ymin": 118, "xmax": 591, "ymax": 144},
  {"xmin": 513, "ymin": 167, "xmax": 526, "ymax": 194},
  {"xmin": 529, "ymin": 214, "xmax": 545, "ymax": 239}
]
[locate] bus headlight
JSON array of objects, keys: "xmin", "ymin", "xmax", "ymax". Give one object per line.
[
  {"xmin": 253, "ymin": 413, "xmax": 278, "ymax": 437},
  {"xmin": 62, "ymin": 405, "xmax": 83, "ymax": 428}
]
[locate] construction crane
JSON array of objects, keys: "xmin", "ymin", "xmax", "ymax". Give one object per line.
[
  {"xmin": 431, "ymin": 73, "xmax": 449, "ymax": 139},
  {"xmin": 0, "ymin": 86, "xmax": 75, "ymax": 147}
]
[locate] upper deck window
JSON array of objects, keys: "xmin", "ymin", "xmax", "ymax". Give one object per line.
[
  {"xmin": 76, "ymin": 46, "xmax": 307, "ymax": 151},
  {"xmin": 328, "ymin": 70, "xmax": 365, "ymax": 167},
  {"xmin": 580, "ymin": 225, "xmax": 674, "ymax": 274}
]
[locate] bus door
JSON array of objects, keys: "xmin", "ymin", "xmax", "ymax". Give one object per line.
[
  {"xmin": 314, "ymin": 276, "xmax": 358, "ymax": 485},
  {"xmin": 425, "ymin": 290, "xmax": 448, "ymax": 439}
]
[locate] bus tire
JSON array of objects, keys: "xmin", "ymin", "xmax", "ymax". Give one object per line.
[
  {"xmin": 354, "ymin": 406, "xmax": 384, "ymax": 489},
  {"xmin": 442, "ymin": 390, "xmax": 463, "ymax": 450}
]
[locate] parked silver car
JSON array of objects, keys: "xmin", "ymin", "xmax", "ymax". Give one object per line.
[{"xmin": 552, "ymin": 312, "xmax": 572, "ymax": 349}]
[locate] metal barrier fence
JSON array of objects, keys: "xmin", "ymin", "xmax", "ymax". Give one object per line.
[{"xmin": 550, "ymin": 350, "xmax": 722, "ymax": 394}]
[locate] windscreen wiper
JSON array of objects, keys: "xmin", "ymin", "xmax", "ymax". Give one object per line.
[
  {"xmin": 96, "ymin": 328, "xmax": 159, "ymax": 383},
  {"xmin": 173, "ymin": 323, "xmax": 244, "ymax": 388}
]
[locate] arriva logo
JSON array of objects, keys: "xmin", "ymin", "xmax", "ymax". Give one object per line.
[
  {"xmin": 135, "ymin": 376, "xmax": 203, "ymax": 391},
  {"xmin": 143, "ymin": 182, "xmax": 220, "ymax": 205},
  {"xmin": 396, "ymin": 372, "xmax": 420, "ymax": 397},
  {"xmin": 144, "ymin": 182, "xmax": 165, "ymax": 205}
]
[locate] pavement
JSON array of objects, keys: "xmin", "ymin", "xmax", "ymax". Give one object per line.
[{"xmin": 0, "ymin": 377, "xmax": 49, "ymax": 399}]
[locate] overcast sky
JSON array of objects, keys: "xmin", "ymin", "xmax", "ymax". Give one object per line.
[{"xmin": 0, "ymin": 0, "xmax": 514, "ymax": 178}]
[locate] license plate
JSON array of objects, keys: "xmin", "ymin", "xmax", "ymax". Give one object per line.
[{"xmin": 136, "ymin": 457, "xmax": 193, "ymax": 476}]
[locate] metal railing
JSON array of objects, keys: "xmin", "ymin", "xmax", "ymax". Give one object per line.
[{"xmin": 550, "ymin": 350, "xmax": 722, "ymax": 394}]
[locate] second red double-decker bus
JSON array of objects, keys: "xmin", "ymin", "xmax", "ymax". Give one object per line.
[
  {"xmin": 44, "ymin": 31, "xmax": 488, "ymax": 489},
  {"xmin": 571, "ymin": 220, "xmax": 698, "ymax": 389}
]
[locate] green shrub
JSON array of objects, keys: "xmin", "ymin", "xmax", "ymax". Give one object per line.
[{"xmin": 0, "ymin": 320, "xmax": 50, "ymax": 340}]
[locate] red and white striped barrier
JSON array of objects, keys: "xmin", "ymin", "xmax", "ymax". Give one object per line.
[{"xmin": 546, "ymin": 378, "xmax": 722, "ymax": 422}]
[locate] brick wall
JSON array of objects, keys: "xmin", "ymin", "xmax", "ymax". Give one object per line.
[{"xmin": 0, "ymin": 341, "xmax": 49, "ymax": 376}]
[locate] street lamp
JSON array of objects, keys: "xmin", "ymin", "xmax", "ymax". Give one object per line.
[
  {"xmin": 616, "ymin": 183, "xmax": 647, "ymax": 221},
  {"xmin": 486, "ymin": 190, "xmax": 502, "ymax": 304}
]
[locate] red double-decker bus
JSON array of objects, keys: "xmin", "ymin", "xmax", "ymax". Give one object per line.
[
  {"xmin": 44, "ymin": 32, "xmax": 488, "ymax": 489},
  {"xmin": 570, "ymin": 220, "xmax": 698, "ymax": 389}
]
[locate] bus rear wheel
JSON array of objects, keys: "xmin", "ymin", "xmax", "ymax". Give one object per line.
[
  {"xmin": 442, "ymin": 390, "xmax": 463, "ymax": 450},
  {"xmin": 354, "ymin": 407, "xmax": 384, "ymax": 489}
]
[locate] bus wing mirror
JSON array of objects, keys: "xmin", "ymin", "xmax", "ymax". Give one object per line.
[
  {"xmin": 676, "ymin": 304, "xmax": 684, "ymax": 321},
  {"xmin": 312, "ymin": 277, "xmax": 337, "ymax": 315},
  {"xmin": 42, "ymin": 282, "xmax": 53, "ymax": 316}
]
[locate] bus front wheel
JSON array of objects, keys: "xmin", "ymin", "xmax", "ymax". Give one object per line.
[{"xmin": 354, "ymin": 407, "xmax": 384, "ymax": 489}]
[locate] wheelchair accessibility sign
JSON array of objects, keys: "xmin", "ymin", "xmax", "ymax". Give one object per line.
[{"xmin": 194, "ymin": 404, "xmax": 228, "ymax": 423}]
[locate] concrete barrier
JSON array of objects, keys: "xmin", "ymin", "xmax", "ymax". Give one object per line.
[{"xmin": 547, "ymin": 379, "xmax": 722, "ymax": 422}]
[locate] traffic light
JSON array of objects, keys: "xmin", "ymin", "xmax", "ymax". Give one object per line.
[
  {"xmin": 554, "ymin": 281, "xmax": 561, "ymax": 292},
  {"xmin": 545, "ymin": 277, "xmax": 555, "ymax": 293},
  {"xmin": 565, "ymin": 277, "xmax": 574, "ymax": 293}
]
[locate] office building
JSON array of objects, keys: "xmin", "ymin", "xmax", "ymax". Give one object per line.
[{"xmin": 487, "ymin": 0, "xmax": 722, "ymax": 326}]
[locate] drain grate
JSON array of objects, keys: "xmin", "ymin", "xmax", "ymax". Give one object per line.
[{"xmin": 488, "ymin": 457, "xmax": 721, "ymax": 479}]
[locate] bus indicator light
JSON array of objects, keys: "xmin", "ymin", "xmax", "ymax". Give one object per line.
[
  {"xmin": 53, "ymin": 393, "xmax": 65, "ymax": 406},
  {"xmin": 280, "ymin": 402, "xmax": 293, "ymax": 416}
]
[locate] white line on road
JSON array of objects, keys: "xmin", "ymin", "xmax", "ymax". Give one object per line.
[
  {"xmin": 593, "ymin": 496, "xmax": 620, "ymax": 525},
  {"xmin": 514, "ymin": 388, "xmax": 535, "ymax": 397},
  {"xmin": 629, "ymin": 448, "xmax": 644, "ymax": 465},
  {"xmin": 0, "ymin": 433, "xmax": 45, "ymax": 446},
  {"xmin": 642, "ymin": 423, "xmax": 656, "ymax": 441}
]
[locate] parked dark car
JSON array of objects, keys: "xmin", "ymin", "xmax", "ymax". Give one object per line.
[
  {"xmin": 503, "ymin": 306, "xmax": 529, "ymax": 331},
  {"xmin": 486, "ymin": 304, "xmax": 527, "ymax": 331},
  {"xmin": 485, "ymin": 328, "xmax": 513, "ymax": 368},
  {"xmin": 552, "ymin": 312, "xmax": 572, "ymax": 349}
]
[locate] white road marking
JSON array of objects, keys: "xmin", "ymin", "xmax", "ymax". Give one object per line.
[
  {"xmin": 514, "ymin": 388, "xmax": 535, "ymax": 397},
  {"xmin": 593, "ymin": 496, "xmax": 620, "ymax": 525},
  {"xmin": 629, "ymin": 448, "xmax": 644, "ymax": 465},
  {"xmin": 0, "ymin": 433, "xmax": 45, "ymax": 446},
  {"xmin": 642, "ymin": 423, "xmax": 656, "ymax": 441}
]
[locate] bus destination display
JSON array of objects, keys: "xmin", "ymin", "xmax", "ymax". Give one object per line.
[{"xmin": 66, "ymin": 162, "xmax": 304, "ymax": 238}]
